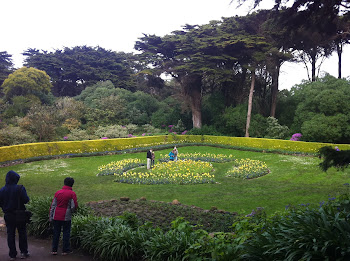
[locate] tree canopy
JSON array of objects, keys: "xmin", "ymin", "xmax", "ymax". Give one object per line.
[
  {"xmin": 1, "ymin": 67, "xmax": 52, "ymax": 103},
  {"xmin": 0, "ymin": 51, "xmax": 14, "ymax": 87},
  {"xmin": 23, "ymin": 46, "xmax": 136, "ymax": 96}
]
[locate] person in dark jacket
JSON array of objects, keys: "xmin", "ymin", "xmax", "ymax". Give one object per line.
[
  {"xmin": 49, "ymin": 177, "xmax": 78, "ymax": 256},
  {"xmin": 147, "ymin": 149, "xmax": 153, "ymax": 169},
  {"xmin": 0, "ymin": 170, "xmax": 30, "ymax": 260}
]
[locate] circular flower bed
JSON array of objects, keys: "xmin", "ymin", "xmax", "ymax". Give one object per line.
[
  {"xmin": 97, "ymin": 153, "xmax": 269, "ymax": 184},
  {"xmin": 97, "ymin": 158, "xmax": 144, "ymax": 176},
  {"xmin": 114, "ymin": 159, "xmax": 215, "ymax": 185},
  {"xmin": 226, "ymin": 159, "xmax": 269, "ymax": 179}
]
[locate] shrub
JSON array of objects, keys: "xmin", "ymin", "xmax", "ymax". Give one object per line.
[
  {"xmin": 264, "ymin": 117, "xmax": 290, "ymax": 139},
  {"xmin": 318, "ymin": 146, "xmax": 350, "ymax": 171},
  {"xmin": 290, "ymin": 132, "xmax": 302, "ymax": 141},
  {"xmin": 67, "ymin": 128, "xmax": 98, "ymax": 141},
  {"xmin": 240, "ymin": 195, "xmax": 350, "ymax": 260},
  {"xmin": 143, "ymin": 217, "xmax": 200, "ymax": 261},
  {"xmin": 140, "ymin": 124, "xmax": 161, "ymax": 135},
  {"xmin": 94, "ymin": 125, "xmax": 129, "ymax": 139},
  {"xmin": 0, "ymin": 126, "xmax": 36, "ymax": 146},
  {"xmin": 26, "ymin": 196, "xmax": 53, "ymax": 237},
  {"xmin": 26, "ymin": 196, "xmax": 92, "ymax": 237},
  {"xmin": 187, "ymin": 125, "xmax": 222, "ymax": 136}
]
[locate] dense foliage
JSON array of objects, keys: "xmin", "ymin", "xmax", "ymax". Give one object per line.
[
  {"xmin": 26, "ymin": 192, "xmax": 350, "ymax": 261},
  {"xmin": 1, "ymin": 1, "xmax": 349, "ymax": 145}
]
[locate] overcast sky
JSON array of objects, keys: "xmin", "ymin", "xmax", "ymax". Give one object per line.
[{"xmin": 1, "ymin": 0, "xmax": 349, "ymax": 90}]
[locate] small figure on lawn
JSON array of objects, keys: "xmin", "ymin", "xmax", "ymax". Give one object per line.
[
  {"xmin": 147, "ymin": 149, "xmax": 153, "ymax": 169},
  {"xmin": 169, "ymin": 150, "xmax": 175, "ymax": 161},
  {"xmin": 151, "ymin": 150, "xmax": 155, "ymax": 168},
  {"xmin": 173, "ymin": 146, "xmax": 178, "ymax": 161}
]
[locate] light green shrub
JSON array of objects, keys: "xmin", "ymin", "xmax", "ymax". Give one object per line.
[
  {"xmin": 0, "ymin": 126, "xmax": 37, "ymax": 146},
  {"xmin": 67, "ymin": 129, "xmax": 98, "ymax": 141},
  {"xmin": 94, "ymin": 125, "xmax": 129, "ymax": 138},
  {"xmin": 264, "ymin": 116, "xmax": 290, "ymax": 139}
]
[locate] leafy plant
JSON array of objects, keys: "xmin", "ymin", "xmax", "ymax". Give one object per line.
[
  {"xmin": 264, "ymin": 117, "xmax": 290, "ymax": 139},
  {"xmin": 240, "ymin": 195, "xmax": 350, "ymax": 260},
  {"xmin": 26, "ymin": 196, "xmax": 53, "ymax": 237},
  {"xmin": 143, "ymin": 217, "xmax": 199, "ymax": 261}
]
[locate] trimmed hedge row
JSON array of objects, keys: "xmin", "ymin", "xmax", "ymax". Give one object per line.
[{"xmin": 1, "ymin": 135, "xmax": 349, "ymax": 165}]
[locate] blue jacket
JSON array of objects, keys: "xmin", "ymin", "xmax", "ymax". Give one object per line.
[
  {"xmin": 169, "ymin": 151, "xmax": 175, "ymax": 160},
  {"xmin": 0, "ymin": 170, "xmax": 30, "ymax": 214}
]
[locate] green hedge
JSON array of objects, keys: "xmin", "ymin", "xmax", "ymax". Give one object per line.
[{"xmin": 1, "ymin": 135, "xmax": 349, "ymax": 165}]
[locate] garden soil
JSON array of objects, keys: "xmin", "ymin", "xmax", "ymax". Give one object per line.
[{"xmin": 0, "ymin": 217, "xmax": 95, "ymax": 261}]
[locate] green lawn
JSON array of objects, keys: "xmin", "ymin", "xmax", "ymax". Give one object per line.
[{"xmin": 1, "ymin": 146, "xmax": 349, "ymax": 215}]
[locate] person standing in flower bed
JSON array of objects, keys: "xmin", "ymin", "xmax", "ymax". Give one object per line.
[
  {"xmin": 49, "ymin": 177, "xmax": 78, "ymax": 256},
  {"xmin": 151, "ymin": 150, "xmax": 155, "ymax": 168},
  {"xmin": 147, "ymin": 149, "xmax": 153, "ymax": 169},
  {"xmin": 173, "ymin": 146, "xmax": 178, "ymax": 161},
  {"xmin": 169, "ymin": 149, "xmax": 175, "ymax": 161}
]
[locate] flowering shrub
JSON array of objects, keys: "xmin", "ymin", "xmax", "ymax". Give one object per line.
[
  {"xmin": 114, "ymin": 160, "xmax": 215, "ymax": 185},
  {"xmin": 158, "ymin": 152, "xmax": 235, "ymax": 163},
  {"xmin": 290, "ymin": 133, "xmax": 302, "ymax": 141},
  {"xmin": 97, "ymin": 159, "xmax": 144, "ymax": 176},
  {"xmin": 226, "ymin": 159, "xmax": 269, "ymax": 179}
]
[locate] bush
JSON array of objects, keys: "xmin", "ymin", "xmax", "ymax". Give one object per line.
[
  {"xmin": 301, "ymin": 113, "xmax": 350, "ymax": 143},
  {"xmin": 264, "ymin": 117, "xmax": 290, "ymax": 139},
  {"xmin": 187, "ymin": 125, "xmax": 222, "ymax": 136},
  {"xmin": 318, "ymin": 146, "xmax": 350, "ymax": 171},
  {"xmin": 140, "ymin": 124, "xmax": 161, "ymax": 135},
  {"xmin": 26, "ymin": 196, "xmax": 53, "ymax": 237},
  {"xmin": 95, "ymin": 125, "xmax": 129, "ymax": 139},
  {"xmin": 67, "ymin": 128, "xmax": 98, "ymax": 141},
  {"xmin": 143, "ymin": 218, "xmax": 200, "ymax": 261},
  {"xmin": 240, "ymin": 195, "xmax": 350, "ymax": 260},
  {"xmin": 0, "ymin": 126, "xmax": 36, "ymax": 146},
  {"xmin": 26, "ymin": 196, "xmax": 92, "ymax": 237}
]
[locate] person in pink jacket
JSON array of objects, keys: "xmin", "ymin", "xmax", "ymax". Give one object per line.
[{"xmin": 49, "ymin": 177, "xmax": 78, "ymax": 256}]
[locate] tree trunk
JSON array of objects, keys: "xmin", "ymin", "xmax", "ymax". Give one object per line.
[
  {"xmin": 337, "ymin": 43, "xmax": 342, "ymax": 79},
  {"xmin": 245, "ymin": 70, "xmax": 255, "ymax": 137},
  {"xmin": 180, "ymin": 74, "xmax": 202, "ymax": 129},
  {"xmin": 270, "ymin": 64, "xmax": 280, "ymax": 117},
  {"xmin": 190, "ymin": 87, "xmax": 202, "ymax": 129},
  {"xmin": 311, "ymin": 52, "xmax": 316, "ymax": 82}
]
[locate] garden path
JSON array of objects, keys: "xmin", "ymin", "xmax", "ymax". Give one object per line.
[{"xmin": 0, "ymin": 217, "xmax": 95, "ymax": 261}]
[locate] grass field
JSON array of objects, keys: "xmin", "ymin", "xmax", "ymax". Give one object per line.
[{"xmin": 1, "ymin": 146, "xmax": 349, "ymax": 215}]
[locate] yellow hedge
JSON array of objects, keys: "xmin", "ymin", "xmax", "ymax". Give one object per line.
[{"xmin": 1, "ymin": 135, "xmax": 349, "ymax": 164}]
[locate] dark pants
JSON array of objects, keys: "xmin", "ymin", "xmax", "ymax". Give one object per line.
[
  {"xmin": 52, "ymin": 220, "xmax": 71, "ymax": 253},
  {"xmin": 4, "ymin": 214, "xmax": 28, "ymax": 258}
]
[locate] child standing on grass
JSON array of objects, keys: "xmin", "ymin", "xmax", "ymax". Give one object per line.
[
  {"xmin": 49, "ymin": 177, "xmax": 78, "ymax": 256},
  {"xmin": 173, "ymin": 146, "xmax": 178, "ymax": 161},
  {"xmin": 169, "ymin": 150, "xmax": 175, "ymax": 161},
  {"xmin": 147, "ymin": 149, "xmax": 153, "ymax": 169}
]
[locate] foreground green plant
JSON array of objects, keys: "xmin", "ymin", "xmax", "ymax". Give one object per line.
[
  {"xmin": 26, "ymin": 196, "xmax": 92, "ymax": 237},
  {"xmin": 240, "ymin": 194, "xmax": 350, "ymax": 260}
]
